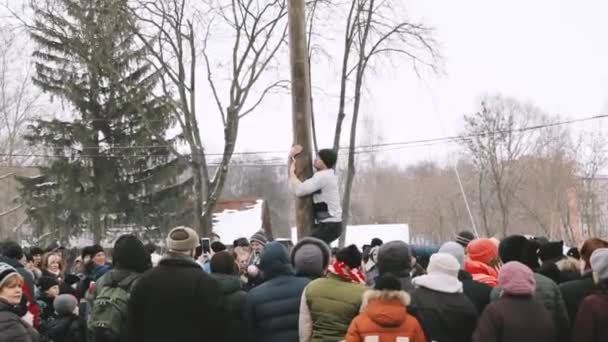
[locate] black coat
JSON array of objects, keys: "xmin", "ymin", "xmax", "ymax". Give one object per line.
[
  {"xmin": 0, "ymin": 299, "xmax": 39, "ymax": 342},
  {"xmin": 410, "ymin": 287, "xmax": 478, "ymax": 342},
  {"xmin": 211, "ymin": 274, "xmax": 247, "ymax": 342},
  {"xmin": 245, "ymin": 242, "xmax": 311, "ymax": 342},
  {"xmin": 127, "ymin": 254, "xmax": 223, "ymax": 342},
  {"xmin": 559, "ymin": 274, "xmax": 594, "ymax": 328},
  {"xmin": 46, "ymin": 314, "xmax": 87, "ymax": 342},
  {"xmin": 459, "ymin": 270, "xmax": 492, "ymax": 314},
  {"xmin": 473, "ymin": 295, "xmax": 556, "ymax": 342}
]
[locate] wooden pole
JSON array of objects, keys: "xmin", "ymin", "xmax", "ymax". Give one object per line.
[{"xmin": 288, "ymin": 0, "xmax": 314, "ymax": 239}]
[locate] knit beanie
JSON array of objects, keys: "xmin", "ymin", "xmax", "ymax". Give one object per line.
[
  {"xmin": 336, "ymin": 245, "xmax": 362, "ymax": 269},
  {"xmin": 210, "ymin": 251, "xmax": 237, "ymax": 275},
  {"xmin": 318, "ymin": 149, "xmax": 337, "ymax": 169},
  {"xmin": 439, "ymin": 242, "xmax": 465, "ymax": 269},
  {"xmin": 53, "ymin": 294, "xmax": 77, "ymax": 315},
  {"xmin": 113, "ymin": 235, "xmax": 151, "ymax": 273},
  {"xmin": 499, "ymin": 261, "xmax": 536, "ymax": 296},
  {"xmin": 291, "ymin": 237, "xmax": 331, "ymax": 278},
  {"xmin": 90, "ymin": 244, "xmax": 105, "ymax": 257},
  {"xmin": 0, "ymin": 263, "xmax": 18, "ymax": 288},
  {"xmin": 38, "ymin": 276, "xmax": 60, "ymax": 293},
  {"xmin": 377, "ymin": 241, "xmax": 412, "ymax": 275},
  {"xmin": 467, "ymin": 238, "xmax": 499, "ymax": 265},
  {"xmin": 166, "ymin": 226, "xmax": 200, "ymax": 252},
  {"xmin": 456, "ymin": 231, "xmax": 476, "ymax": 248},
  {"xmin": 374, "ymin": 274, "xmax": 402, "ymax": 291},
  {"xmin": 250, "ymin": 231, "xmax": 268, "ymax": 246},
  {"xmin": 590, "ymin": 248, "xmax": 608, "ymax": 281},
  {"xmin": 427, "ymin": 253, "xmax": 460, "ymax": 278}
]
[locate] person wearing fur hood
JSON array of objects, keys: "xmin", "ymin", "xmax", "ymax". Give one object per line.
[{"xmin": 346, "ymin": 274, "xmax": 426, "ymax": 342}]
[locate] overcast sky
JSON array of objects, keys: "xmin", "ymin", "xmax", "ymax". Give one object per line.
[
  {"xmin": 204, "ymin": 0, "xmax": 608, "ymax": 166},
  {"xmin": 3, "ymin": 1, "xmax": 607, "ymax": 166}
]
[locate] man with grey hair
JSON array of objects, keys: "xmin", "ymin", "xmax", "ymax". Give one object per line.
[{"xmin": 127, "ymin": 227, "xmax": 224, "ymax": 342}]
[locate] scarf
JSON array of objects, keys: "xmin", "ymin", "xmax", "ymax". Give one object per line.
[
  {"xmin": 465, "ymin": 259, "xmax": 499, "ymax": 288},
  {"xmin": 327, "ymin": 261, "xmax": 366, "ymax": 285}
]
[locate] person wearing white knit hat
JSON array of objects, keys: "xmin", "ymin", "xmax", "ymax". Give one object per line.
[{"xmin": 410, "ymin": 253, "xmax": 478, "ymax": 342}]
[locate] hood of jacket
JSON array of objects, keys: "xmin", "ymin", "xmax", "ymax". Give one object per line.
[
  {"xmin": 0, "ymin": 298, "xmax": 18, "ymax": 314},
  {"xmin": 259, "ymin": 242, "xmax": 294, "ymax": 280},
  {"xmin": 0, "ymin": 256, "xmax": 23, "ymax": 270},
  {"xmin": 361, "ymin": 289, "xmax": 410, "ymax": 327},
  {"xmin": 210, "ymin": 273, "xmax": 242, "ymax": 295}
]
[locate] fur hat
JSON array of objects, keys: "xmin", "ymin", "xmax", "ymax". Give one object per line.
[
  {"xmin": 538, "ymin": 241, "xmax": 564, "ymax": 263},
  {"xmin": 467, "ymin": 239, "xmax": 499, "ymax": 265},
  {"xmin": 166, "ymin": 226, "xmax": 200, "ymax": 252},
  {"xmin": 318, "ymin": 149, "xmax": 337, "ymax": 169},
  {"xmin": 499, "ymin": 235, "xmax": 540, "ymax": 269},
  {"xmin": 377, "ymin": 241, "xmax": 412, "ymax": 275},
  {"xmin": 591, "ymin": 248, "xmax": 608, "ymax": 281},
  {"xmin": 456, "ymin": 231, "xmax": 476, "ymax": 248},
  {"xmin": 250, "ymin": 231, "xmax": 268, "ymax": 246},
  {"xmin": 374, "ymin": 274, "xmax": 401, "ymax": 291},
  {"xmin": 211, "ymin": 241, "xmax": 227, "ymax": 253},
  {"xmin": 53, "ymin": 294, "xmax": 77, "ymax": 315},
  {"xmin": 336, "ymin": 245, "xmax": 362, "ymax": 269},
  {"xmin": 291, "ymin": 237, "xmax": 331, "ymax": 278},
  {"xmin": 0, "ymin": 263, "xmax": 18, "ymax": 288},
  {"xmin": 439, "ymin": 242, "xmax": 465, "ymax": 269},
  {"xmin": 38, "ymin": 276, "xmax": 60, "ymax": 293},
  {"xmin": 499, "ymin": 261, "xmax": 536, "ymax": 296}
]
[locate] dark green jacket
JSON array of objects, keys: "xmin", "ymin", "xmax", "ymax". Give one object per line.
[
  {"xmin": 210, "ymin": 274, "xmax": 247, "ymax": 342},
  {"xmin": 300, "ymin": 274, "xmax": 367, "ymax": 342}
]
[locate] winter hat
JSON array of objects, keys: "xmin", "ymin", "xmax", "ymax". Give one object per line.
[
  {"xmin": 291, "ymin": 237, "xmax": 331, "ymax": 278},
  {"xmin": 499, "ymin": 261, "xmax": 536, "ymax": 296},
  {"xmin": 259, "ymin": 242, "xmax": 293, "ymax": 279},
  {"xmin": 53, "ymin": 294, "xmax": 77, "ymax": 315},
  {"xmin": 318, "ymin": 149, "xmax": 338, "ymax": 169},
  {"xmin": 374, "ymin": 274, "xmax": 402, "ymax": 291},
  {"xmin": 467, "ymin": 239, "xmax": 499, "ymax": 265},
  {"xmin": 590, "ymin": 248, "xmax": 608, "ymax": 281},
  {"xmin": 377, "ymin": 241, "xmax": 412, "ymax": 275},
  {"xmin": 211, "ymin": 241, "xmax": 227, "ymax": 253},
  {"xmin": 538, "ymin": 241, "xmax": 564, "ymax": 263},
  {"xmin": 498, "ymin": 235, "xmax": 542, "ymax": 269},
  {"xmin": 113, "ymin": 235, "xmax": 151, "ymax": 273},
  {"xmin": 427, "ymin": 253, "xmax": 460, "ymax": 278},
  {"xmin": 30, "ymin": 247, "xmax": 44, "ymax": 256},
  {"xmin": 90, "ymin": 244, "xmax": 104, "ymax": 256},
  {"xmin": 371, "ymin": 238, "xmax": 383, "ymax": 248},
  {"xmin": 336, "ymin": 245, "xmax": 362, "ymax": 269},
  {"xmin": 38, "ymin": 276, "xmax": 60, "ymax": 293},
  {"xmin": 210, "ymin": 251, "xmax": 237, "ymax": 275},
  {"xmin": 456, "ymin": 231, "xmax": 476, "ymax": 248},
  {"xmin": 81, "ymin": 246, "xmax": 96, "ymax": 260},
  {"xmin": 439, "ymin": 242, "xmax": 465, "ymax": 269},
  {"xmin": 0, "ymin": 263, "xmax": 18, "ymax": 288},
  {"xmin": 166, "ymin": 226, "xmax": 200, "ymax": 252},
  {"xmin": 250, "ymin": 231, "xmax": 268, "ymax": 246}
]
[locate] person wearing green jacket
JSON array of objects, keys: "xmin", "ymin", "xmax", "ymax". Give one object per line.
[{"xmin": 299, "ymin": 245, "xmax": 367, "ymax": 342}]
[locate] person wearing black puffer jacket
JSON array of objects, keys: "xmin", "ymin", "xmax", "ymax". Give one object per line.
[
  {"xmin": 245, "ymin": 242, "xmax": 311, "ymax": 342},
  {"xmin": 210, "ymin": 251, "xmax": 247, "ymax": 342}
]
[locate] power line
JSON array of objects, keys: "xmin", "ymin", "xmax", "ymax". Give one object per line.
[{"xmin": 47, "ymin": 113, "xmax": 608, "ymax": 155}]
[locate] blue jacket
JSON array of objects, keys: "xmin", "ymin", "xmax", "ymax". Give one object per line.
[{"xmin": 245, "ymin": 242, "xmax": 310, "ymax": 342}]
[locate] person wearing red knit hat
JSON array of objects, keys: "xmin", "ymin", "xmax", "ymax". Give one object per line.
[{"xmin": 465, "ymin": 239, "xmax": 500, "ymax": 288}]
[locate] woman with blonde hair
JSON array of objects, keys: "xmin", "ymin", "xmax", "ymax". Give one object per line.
[
  {"xmin": 0, "ymin": 262, "xmax": 40, "ymax": 342},
  {"xmin": 40, "ymin": 252, "xmax": 64, "ymax": 283}
]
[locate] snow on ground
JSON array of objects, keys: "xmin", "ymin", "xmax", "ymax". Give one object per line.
[
  {"xmin": 290, "ymin": 224, "xmax": 410, "ymax": 248},
  {"xmin": 213, "ymin": 199, "xmax": 264, "ymax": 245}
]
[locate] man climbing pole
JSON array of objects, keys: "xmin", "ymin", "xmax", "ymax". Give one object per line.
[{"xmin": 289, "ymin": 145, "xmax": 343, "ymax": 245}]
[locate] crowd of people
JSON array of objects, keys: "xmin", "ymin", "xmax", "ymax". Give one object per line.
[{"xmin": 0, "ymin": 228, "xmax": 607, "ymax": 342}]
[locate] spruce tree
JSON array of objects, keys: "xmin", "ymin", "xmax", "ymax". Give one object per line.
[{"xmin": 19, "ymin": 0, "xmax": 189, "ymax": 243}]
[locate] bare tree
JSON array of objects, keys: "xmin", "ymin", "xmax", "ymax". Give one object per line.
[
  {"xmin": 129, "ymin": 0, "xmax": 288, "ymax": 236},
  {"xmin": 462, "ymin": 95, "xmax": 539, "ymax": 237},
  {"xmin": 319, "ymin": 0, "xmax": 439, "ymax": 246},
  {"xmin": 0, "ymin": 25, "xmax": 41, "ymax": 166}
]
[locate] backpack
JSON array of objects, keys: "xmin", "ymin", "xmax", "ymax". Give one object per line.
[{"xmin": 88, "ymin": 273, "xmax": 140, "ymax": 340}]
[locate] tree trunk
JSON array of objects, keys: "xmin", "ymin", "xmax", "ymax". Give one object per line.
[
  {"xmin": 288, "ymin": 0, "xmax": 315, "ymax": 239},
  {"xmin": 191, "ymin": 159, "xmax": 204, "ymax": 235}
]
